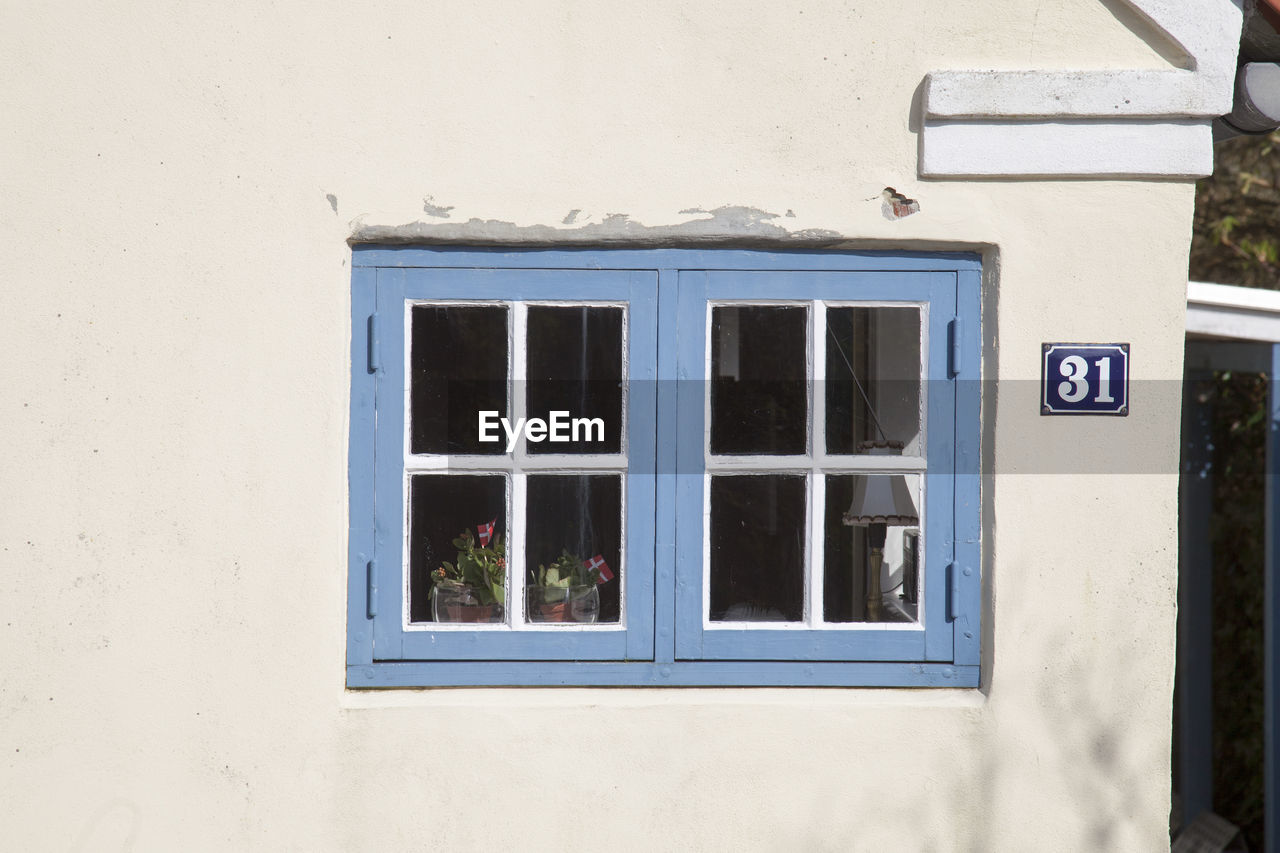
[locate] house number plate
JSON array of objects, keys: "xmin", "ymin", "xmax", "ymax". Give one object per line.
[{"xmin": 1041, "ymin": 343, "xmax": 1129, "ymax": 416}]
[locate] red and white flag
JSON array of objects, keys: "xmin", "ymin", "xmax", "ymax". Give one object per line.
[
  {"xmin": 477, "ymin": 518, "xmax": 496, "ymax": 547},
  {"xmin": 584, "ymin": 554, "xmax": 613, "ymax": 583}
]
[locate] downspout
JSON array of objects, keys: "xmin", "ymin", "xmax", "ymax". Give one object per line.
[{"xmin": 1217, "ymin": 0, "xmax": 1280, "ymax": 139}]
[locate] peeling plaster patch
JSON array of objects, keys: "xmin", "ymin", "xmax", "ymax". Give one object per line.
[
  {"xmin": 422, "ymin": 196, "xmax": 455, "ymax": 218},
  {"xmin": 325, "ymin": 194, "xmax": 338, "ymax": 214},
  {"xmin": 881, "ymin": 187, "xmax": 920, "ymax": 220},
  {"xmin": 351, "ymin": 205, "xmax": 843, "ymax": 246},
  {"xmin": 562, "ymin": 209, "xmax": 582, "ymax": 225}
]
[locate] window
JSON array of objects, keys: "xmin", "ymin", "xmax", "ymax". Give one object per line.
[{"xmin": 348, "ymin": 248, "xmax": 980, "ymax": 687}]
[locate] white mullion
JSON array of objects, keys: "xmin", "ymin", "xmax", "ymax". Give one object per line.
[
  {"xmin": 402, "ymin": 470, "xmax": 412, "ymax": 627},
  {"xmin": 509, "ymin": 472, "xmax": 526, "ymax": 628},
  {"xmin": 402, "ymin": 299, "xmax": 413, "ymax": 467},
  {"xmin": 703, "ymin": 302, "xmax": 714, "ymax": 470},
  {"xmin": 807, "ymin": 470, "xmax": 822, "ymax": 626},
  {"xmin": 810, "ymin": 299, "xmax": 821, "ymax": 459},
  {"xmin": 702, "ymin": 471, "xmax": 712, "ymax": 628},
  {"xmin": 615, "ymin": 300, "xmax": 629, "ymax": 625},
  {"xmin": 516, "ymin": 454, "xmax": 628, "ymax": 472},
  {"xmin": 401, "ymin": 299, "xmax": 413, "ymax": 628},
  {"xmin": 812, "ymin": 456, "xmax": 929, "ymax": 474},
  {"xmin": 404, "ymin": 455, "xmax": 518, "ymax": 472},
  {"xmin": 703, "ymin": 302, "xmax": 713, "ymax": 626},
  {"xmin": 916, "ymin": 475, "xmax": 926, "ymax": 619},
  {"xmin": 616, "ymin": 473, "xmax": 627, "ymax": 629},
  {"xmin": 704, "ymin": 455, "xmax": 813, "ymax": 472},
  {"xmin": 509, "ymin": 302, "xmax": 528, "ymax": 627},
  {"xmin": 808, "ymin": 301, "xmax": 825, "ymax": 627},
  {"xmin": 619, "ymin": 301, "xmax": 629, "ymax": 458},
  {"xmin": 511, "ymin": 302, "xmax": 529, "ymax": 465},
  {"xmin": 505, "ymin": 302, "xmax": 524, "ymax": 628}
]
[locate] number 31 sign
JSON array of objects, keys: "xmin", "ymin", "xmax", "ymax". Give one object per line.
[{"xmin": 1041, "ymin": 343, "xmax": 1129, "ymax": 416}]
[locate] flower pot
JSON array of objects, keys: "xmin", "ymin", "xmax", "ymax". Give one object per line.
[
  {"xmin": 526, "ymin": 584, "xmax": 600, "ymax": 624},
  {"xmin": 432, "ymin": 585, "xmax": 503, "ymax": 623}
]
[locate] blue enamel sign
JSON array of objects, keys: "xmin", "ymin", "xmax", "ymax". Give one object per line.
[{"xmin": 1041, "ymin": 343, "xmax": 1129, "ymax": 415}]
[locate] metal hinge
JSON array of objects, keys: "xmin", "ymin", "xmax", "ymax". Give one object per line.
[
  {"xmin": 366, "ymin": 559, "xmax": 378, "ymax": 619},
  {"xmin": 367, "ymin": 314, "xmax": 381, "ymax": 374},
  {"xmin": 947, "ymin": 562, "xmax": 958, "ymax": 622},
  {"xmin": 948, "ymin": 317, "xmax": 962, "ymax": 377},
  {"xmin": 946, "ymin": 561, "xmax": 974, "ymax": 623}
]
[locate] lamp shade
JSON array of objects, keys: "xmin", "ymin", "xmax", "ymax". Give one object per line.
[{"xmin": 842, "ymin": 474, "xmax": 919, "ymax": 527}]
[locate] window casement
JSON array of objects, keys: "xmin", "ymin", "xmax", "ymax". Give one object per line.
[{"xmin": 348, "ymin": 248, "xmax": 981, "ymax": 688}]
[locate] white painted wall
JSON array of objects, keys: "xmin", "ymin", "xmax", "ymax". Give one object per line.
[{"xmin": 0, "ymin": 2, "xmax": 1204, "ymax": 850}]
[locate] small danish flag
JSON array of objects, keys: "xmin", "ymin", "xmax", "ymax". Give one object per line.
[
  {"xmin": 584, "ymin": 554, "xmax": 613, "ymax": 583},
  {"xmin": 476, "ymin": 518, "xmax": 496, "ymax": 547}
]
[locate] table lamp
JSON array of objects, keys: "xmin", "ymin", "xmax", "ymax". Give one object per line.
[{"xmin": 842, "ymin": 440, "xmax": 919, "ymax": 621}]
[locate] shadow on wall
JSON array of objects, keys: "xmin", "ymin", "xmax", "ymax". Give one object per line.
[
  {"xmin": 70, "ymin": 799, "xmax": 140, "ymax": 852},
  {"xmin": 947, "ymin": 630, "xmax": 1170, "ymax": 852}
]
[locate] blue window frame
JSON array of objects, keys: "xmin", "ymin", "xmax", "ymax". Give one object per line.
[{"xmin": 348, "ymin": 248, "xmax": 981, "ymax": 688}]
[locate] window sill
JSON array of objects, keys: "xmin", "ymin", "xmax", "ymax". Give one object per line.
[{"xmin": 346, "ymin": 661, "xmax": 979, "ymax": 689}]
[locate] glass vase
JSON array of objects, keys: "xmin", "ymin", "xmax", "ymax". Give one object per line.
[
  {"xmin": 525, "ymin": 584, "xmax": 600, "ymax": 624},
  {"xmin": 431, "ymin": 585, "xmax": 504, "ymax": 623}
]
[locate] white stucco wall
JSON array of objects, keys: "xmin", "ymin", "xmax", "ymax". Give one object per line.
[{"xmin": 1, "ymin": 2, "xmax": 1201, "ymax": 850}]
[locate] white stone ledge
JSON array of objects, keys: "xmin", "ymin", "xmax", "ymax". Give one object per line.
[
  {"xmin": 920, "ymin": 119, "xmax": 1213, "ymax": 178},
  {"xmin": 924, "ymin": 70, "xmax": 1232, "ymax": 120}
]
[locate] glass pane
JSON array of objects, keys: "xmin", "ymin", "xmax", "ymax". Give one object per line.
[
  {"xmin": 826, "ymin": 306, "xmax": 921, "ymax": 455},
  {"xmin": 525, "ymin": 475, "xmax": 621, "ymax": 623},
  {"xmin": 709, "ymin": 474, "xmax": 805, "ymax": 622},
  {"xmin": 411, "ymin": 305, "xmax": 508, "ymax": 455},
  {"xmin": 710, "ymin": 305, "xmax": 807, "ymax": 455},
  {"xmin": 824, "ymin": 473, "xmax": 921, "ymax": 624},
  {"xmin": 527, "ymin": 306, "xmax": 623, "ymax": 455},
  {"xmin": 409, "ymin": 475, "xmax": 507, "ymax": 623}
]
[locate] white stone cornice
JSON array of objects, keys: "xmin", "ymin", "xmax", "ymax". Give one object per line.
[
  {"xmin": 920, "ymin": 119, "xmax": 1213, "ymax": 179},
  {"xmin": 920, "ymin": 0, "xmax": 1244, "ymax": 178},
  {"xmin": 925, "ymin": 70, "xmax": 1230, "ymax": 119}
]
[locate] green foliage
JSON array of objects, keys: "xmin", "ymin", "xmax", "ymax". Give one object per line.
[
  {"xmin": 532, "ymin": 549, "xmax": 599, "ymax": 589},
  {"xmin": 431, "ymin": 529, "xmax": 506, "ymax": 606},
  {"xmin": 1192, "ymin": 130, "xmax": 1280, "ymax": 289}
]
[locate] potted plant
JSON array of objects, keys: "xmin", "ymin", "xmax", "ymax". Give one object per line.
[
  {"xmin": 430, "ymin": 529, "xmax": 506, "ymax": 623},
  {"xmin": 527, "ymin": 549, "xmax": 604, "ymax": 624}
]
